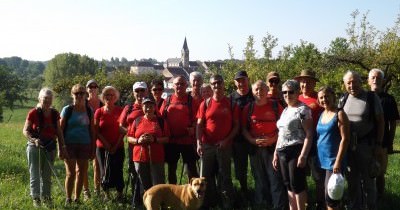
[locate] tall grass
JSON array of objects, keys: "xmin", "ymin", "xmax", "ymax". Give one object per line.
[{"xmin": 0, "ymin": 100, "xmax": 400, "ymax": 209}]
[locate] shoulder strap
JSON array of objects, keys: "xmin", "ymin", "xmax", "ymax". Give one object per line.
[
  {"xmin": 271, "ymin": 100, "xmax": 279, "ymax": 121},
  {"xmin": 187, "ymin": 94, "xmax": 193, "ymax": 122},
  {"xmin": 163, "ymin": 95, "xmax": 172, "ymax": 118},
  {"xmin": 247, "ymin": 101, "xmax": 254, "ymax": 129},
  {"xmin": 204, "ymin": 98, "xmax": 211, "ymax": 113},
  {"xmin": 157, "ymin": 117, "xmax": 165, "ymax": 133},
  {"xmin": 36, "ymin": 107, "xmax": 44, "ymax": 135},
  {"xmin": 134, "ymin": 116, "xmax": 143, "ymax": 129},
  {"xmin": 63, "ymin": 104, "xmax": 74, "ymax": 135},
  {"xmin": 338, "ymin": 92, "xmax": 349, "ymax": 110}
]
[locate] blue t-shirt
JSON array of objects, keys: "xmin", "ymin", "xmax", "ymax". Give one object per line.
[
  {"xmin": 316, "ymin": 113, "xmax": 341, "ymax": 170},
  {"xmin": 61, "ymin": 106, "xmax": 91, "ymax": 145}
]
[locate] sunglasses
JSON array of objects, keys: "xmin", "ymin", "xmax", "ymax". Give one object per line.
[
  {"xmin": 269, "ymin": 79, "xmax": 280, "ymax": 84},
  {"xmin": 211, "ymin": 80, "xmax": 223, "ymax": 86},
  {"xmin": 152, "ymin": 88, "xmax": 163, "ymax": 92},
  {"xmin": 135, "ymin": 89, "xmax": 145, "ymax": 93},
  {"xmin": 88, "ymin": 85, "xmax": 98, "ymax": 89},
  {"xmin": 282, "ymin": 90, "xmax": 295, "ymax": 95},
  {"xmin": 73, "ymin": 92, "xmax": 86, "ymax": 96},
  {"xmin": 174, "ymin": 82, "xmax": 186, "ymax": 86}
]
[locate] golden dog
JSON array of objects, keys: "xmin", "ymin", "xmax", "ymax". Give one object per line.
[{"xmin": 143, "ymin": 177, "xmax": 206, "ymax": 210}]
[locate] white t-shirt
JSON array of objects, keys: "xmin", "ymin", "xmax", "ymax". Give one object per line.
[{"xmin": 276, "ymin": 103, "xmax": 312, "ymax": 150}]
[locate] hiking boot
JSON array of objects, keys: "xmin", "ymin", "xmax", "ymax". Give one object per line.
[
  {"xmin": 83, "ymin": 189, "xmax": 91, "ymax": 201},
  {"xmin": 32, "ymin": 198, "xmax": 41, "ymax": 208}
]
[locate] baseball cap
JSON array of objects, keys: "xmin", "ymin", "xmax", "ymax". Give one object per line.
[
  {"xmin": 86, "ymin": 79, "xmax": 98, "ymax": 88},
  {"xmin": 132, "ymin": 81, "xmax": 147, "ymax": 91},
  {"xmin": 142, "ymin": 97, "xmax": 155, "ymax": 104},
  {"xmin": 234, "ymin": 70, "xmax": 248, "ymax": 80},
  {"xmin": 327, "ymin": 173, "xmax": 345, "ymax": 200}
]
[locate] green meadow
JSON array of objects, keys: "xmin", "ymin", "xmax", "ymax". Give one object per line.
[{"xmin": 1, "ymin": 99, "xmax": 400, "ymax": 209}]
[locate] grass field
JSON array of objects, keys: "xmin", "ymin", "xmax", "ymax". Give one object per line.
[{"xmin": 1, "ymin": 99, "xmax": 400, "ymax": 209}]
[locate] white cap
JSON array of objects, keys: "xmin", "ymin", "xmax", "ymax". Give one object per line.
[
  {"xmin": 327, "ymin": 173, "xmax": 345, "ymax": 200},
  {"xmin": 132, "ymin": 81, "xmax": 147, "ymax": 91}
]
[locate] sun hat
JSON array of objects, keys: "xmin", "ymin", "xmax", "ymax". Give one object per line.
[
  {"xmin": 86, "ymin": 79, "xmax": 98, "ymax": 88},
  {"xmin": 294, "ymin": 69, "xmax": 319, "ymax": 82},
  {"xmin": 266, "ymin": 71, "xmax": 280, "ymax": 82},
  {"xmin": 142, "ymin": 97, "xmax": 155, "ymax": 104}
]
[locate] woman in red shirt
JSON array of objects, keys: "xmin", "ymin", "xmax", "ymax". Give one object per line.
[
  {"xmin": 127, "ymin": 97, "xmax": 169, "ymax": 191},
  {"xmin": 94, "ymin": 86, "xmax": 124, "ymax": 201}
]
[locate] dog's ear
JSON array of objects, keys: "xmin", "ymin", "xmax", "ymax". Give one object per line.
[{"xmin": 190, "ymin": 177, "xmax": 196, "ymax": 185}]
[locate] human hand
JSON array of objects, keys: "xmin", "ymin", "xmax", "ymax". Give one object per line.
[{"xmin": 297, "ymin": 156, "xmax": 307, "ymax": 168}]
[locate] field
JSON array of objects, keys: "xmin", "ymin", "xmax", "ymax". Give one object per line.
[{"xmin": 1, "ymin": 99, "xmax": 400, "ymax": 210}]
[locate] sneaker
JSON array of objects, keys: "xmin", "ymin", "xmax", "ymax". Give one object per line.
[
  {"xmin": 64, "ymin": 198, "xmax": 72, "ymax": 207},
  {"xmin": 83, "ymin": 190, "xmax": 91, "ymax": 201},
  {"xmin": 32, "ymin": 198, "xmax": 41, "ymax": 208}
]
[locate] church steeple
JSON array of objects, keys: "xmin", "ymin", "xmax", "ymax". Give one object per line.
[{"xmin": 181, "ymin": 37, "xmax": 189, "ymax": 68}]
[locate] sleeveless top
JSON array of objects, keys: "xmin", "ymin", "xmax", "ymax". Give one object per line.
[{"xmin": 316, "ymin": 113, "xmax": 341, "ymax": 170}]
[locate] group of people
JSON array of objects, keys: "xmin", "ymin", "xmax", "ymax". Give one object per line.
[{"xmin": 22, "ymin": 68, "xmax": 398, "ymax": 210}]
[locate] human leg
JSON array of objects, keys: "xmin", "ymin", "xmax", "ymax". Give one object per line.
[
  {"xmin": 75, "ymin": 159, "xmax": 89, "ymax": 201},
  {"xmin": 41, "ymin": 149, "xmax": 55, "ymax": 198},
  {"xmin": 182, "ymin": 144, "xmax": 199, "ymax": 181},
  {"xmin": 27, "ymin": 145, "xmax": 41, "ymax": 200},
  {"xmin": 200, "ymin": 144, "xmax": 218, "ymax": 208},
  {"xmin": 151, "ymin": 162, "xmax": 165, "ymax": 185},
  {"xmin": 217, "ymin": 146, "xmax": 234, "ymax": 209},
  {"xmin": 376, "ymin": 147, "xmax": 388, "ymax": 200},
  {"xmin": 232, "ymin": 139, "xmax": 249, "ymax": 191},
  {"xmin": 249, "ymin": 148, "xmax": 267, "ymax": 206},
  {"xmin": 165, "ymin": 143, "xmax": 179, "ymax": 184},
  {"xmin": 64, "ymin": 159, "xmax": 77, "ymax": 200}
]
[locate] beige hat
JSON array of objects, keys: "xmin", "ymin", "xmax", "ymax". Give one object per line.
[
  {"xmin": 266, "ymin": 71, "xmax": 280, "ymax": 82},
  {"xmin": 294, "ymin": 69, "xmax": 319, "ymax": 82}
]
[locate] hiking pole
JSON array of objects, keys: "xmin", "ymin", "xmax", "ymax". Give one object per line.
[{"xmin": 41, "ymin": 148, "xmax": 66, "ymax": 195}]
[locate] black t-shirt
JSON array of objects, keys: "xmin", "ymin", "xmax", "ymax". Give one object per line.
[
  {"xmin": 229, "ymin": 90, "xmax": 254, "ymax": 142},
  {"xmin": 378, "ymin": 92, "xmax": 400, "ymax": 147}
]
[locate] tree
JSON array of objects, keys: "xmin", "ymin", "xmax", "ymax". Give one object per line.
[{"xmin": 0, "ymin": 65, "xmax": 26, "ymax": 122}]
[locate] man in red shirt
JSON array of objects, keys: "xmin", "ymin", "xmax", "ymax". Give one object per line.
[
  {"xmin": 294, "ymin": 69, "xmax": 324, "ymax": 210},
  {"xmin": 118, "ymin": 81, "xmax": 148, "ymax": 208},
  {"xmin": 160, "ymin": 76, "xmax": 200, "ymax": 184},
  {"xmin": 196, "ymin": 74, "xmax": 238, "ymax": 209}
]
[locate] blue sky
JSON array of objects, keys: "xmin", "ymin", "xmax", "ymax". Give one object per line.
[{"xmin": 0, "ymin": 0, "xmax": 399, "ymax": 61}]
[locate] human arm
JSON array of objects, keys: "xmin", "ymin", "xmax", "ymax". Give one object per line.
[
  {"xmin": 55, "ymin": 118, "xmax": 69, "ymax": 160},
  {"xmin": 22, "ymin": 119, "xmax": 40, "ymax": 147},
  {"xmin": 196, "ymin": 118, "xmax": 204, "ymax": 156},
  {"xmin": 298, "ymin": 117, "xmax": 313, "ymax": 168},
  {"xmin": 333, "ymin": 110, "xmax": 350, "ymax": 173}
]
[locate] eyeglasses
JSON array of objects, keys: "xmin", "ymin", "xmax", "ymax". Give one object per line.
[
  {"xmin": 73, "ymin": 92, "xmax": 86, "ymax": 96},
  {"xmin": 269, "ymin": 79, "xmax": 280, "ymax": 84},
  {"xmin": 211, "ymin": 80, "xmax": 223, "ymax": 86},
  {"xmin": 282, "ymin": 90, "xmax": 295, "ymax": 95},
  {"xmin": 135, "ymin": 89, "xmax": 145, "ymax": 93},
  {"xmin": 104, "ymin": 94, "xmax": 115, "ymax": 97},
  {"xmin": 88, "ymin": 85, "xmax": 98, "ymax": 89},
  {"xmin": 152, "ymin": 88, "xmax": 163, "ymax": 92}
]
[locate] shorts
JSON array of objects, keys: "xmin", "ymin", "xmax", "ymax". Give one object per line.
[
  {"xmin": 277, "ymin": 144, "xmax": 307, "ymax": 193},
  {"xmin": 164, "ymin": 143, "xmax": 199, "ymax": 164},
  {"xmin": 66, "ymin": 144, "xmax": 91, "ymax": 160}
]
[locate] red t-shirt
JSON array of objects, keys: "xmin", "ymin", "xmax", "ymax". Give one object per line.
[
  {"xmin": 159, "ymin": 94, "xmax": 200, "ymax": 144},
  {"xmin": 119, "ymin": 103, "xmax": 144, "ymax": 137},
  {"xmin": 95, "ymin": 106, "xmax": 123, "ymax": 148},
  {"xmin": 196, "ymin": 97, "xmax": 239, "ymax": 144},
  {"xmin": 26, "ymin": 108, "xmax": 60, "ymax": 140},
  {"xmin": 298, "ymin": 94, "xmax": 323, "ymax": 128},
  {"xmin": 131, "ymin": 116, "xmax": 170, "ymax": 163},
  {"xmin": 242, "ymin": 101, "xmax": 283, "ymax": 138}
]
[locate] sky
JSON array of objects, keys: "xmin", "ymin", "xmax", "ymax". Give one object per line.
[{"xmin": 0, "ymin": 0, "xmax": 399, "ymax": 62}]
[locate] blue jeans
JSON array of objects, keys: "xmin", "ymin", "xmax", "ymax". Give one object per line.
[
  {"xmin": 26, "ymin": 143, "xmax": 55, "ymax": 199},
  {"xmin": 250, "ymin": 146, "xmax": 288, "ymax": 209},
  {"xmin": 200, "ymin": 144, "xmax": 234, "ymax": 209}
]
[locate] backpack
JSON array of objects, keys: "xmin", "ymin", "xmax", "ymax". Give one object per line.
[
  {"xmin": 246, "ymin": 100, "xmax": 279, "ymax": 129},
  {"xmin": 35, "ymin": 107, "xmax": 58, "ymax": 151},
  {"xmin": 63, "ymin": 104, "xmax": 93, "ymax": 136},
  {"xmin": 163, "ymin": 94, "xmax": 193, "ymax": 122}
]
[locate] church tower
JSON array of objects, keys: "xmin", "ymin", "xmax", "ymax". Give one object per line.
[{"xmin": 181, "ymin": 37, "xmax": 189, "ymax": 68}]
